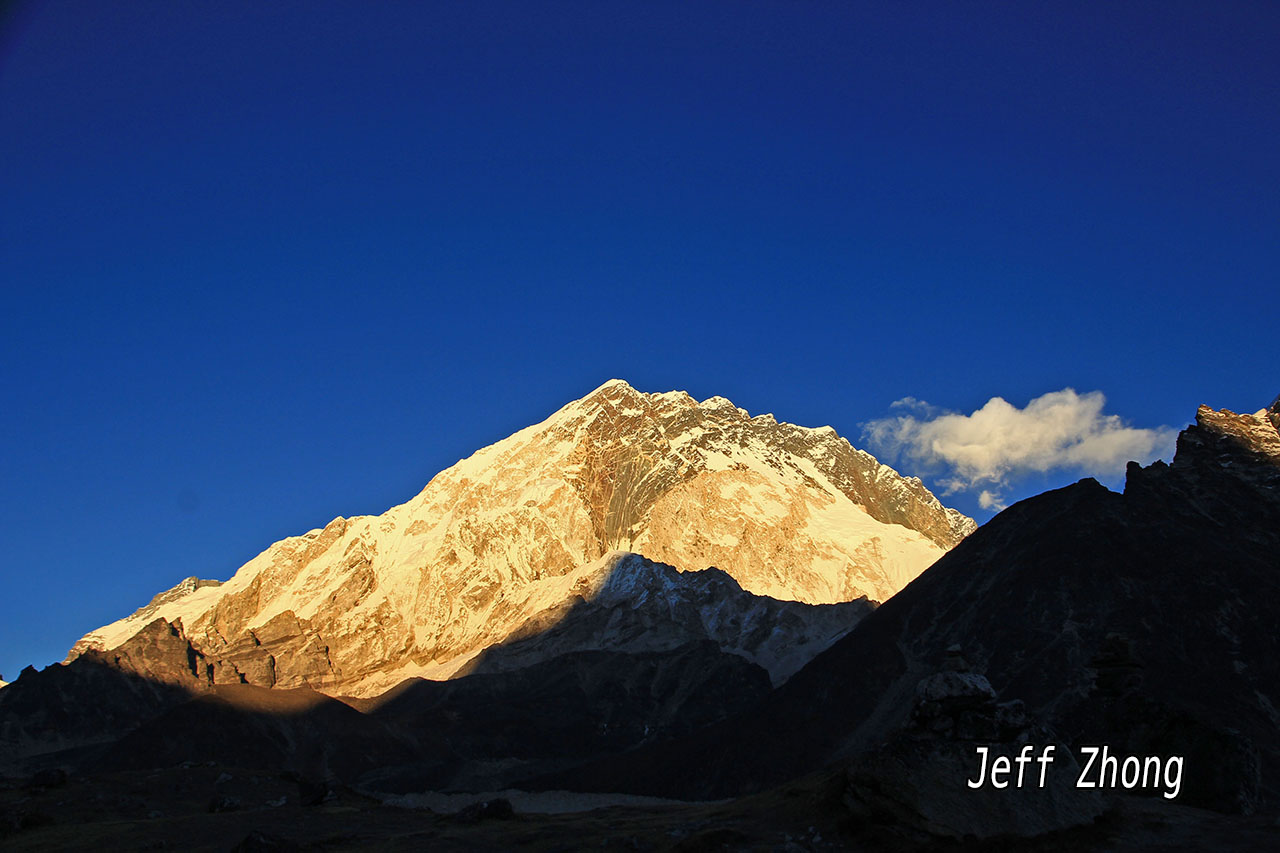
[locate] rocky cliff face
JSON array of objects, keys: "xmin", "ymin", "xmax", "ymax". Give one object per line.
[{"xmin": 68, "ymin": 380, "xmax": 971, "ymax": 698}]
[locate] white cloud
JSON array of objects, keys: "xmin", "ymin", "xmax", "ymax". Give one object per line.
[
  {"xmin": 863, "ymin": 389, "xmax": 1177, "ymax": 510},
  {"xmin": 977, "ymin": 490, "xmax": 1006, "ymax": 512},
  {"xmin": 888, "ymin": 396, "xmax": 941, "ymax": 417}
]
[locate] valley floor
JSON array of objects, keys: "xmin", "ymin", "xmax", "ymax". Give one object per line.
[{"xmin": 3, "ymin": 764, "xmax": 1277, "ymax": 852}]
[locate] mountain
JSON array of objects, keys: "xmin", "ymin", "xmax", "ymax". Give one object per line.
[
  {"xmin": 67, "ymin": 379, "xmax": 972, "ymax": 698},
  {"xmin": 7, "ymin": 391, "xmax": 1275, "ymax": 848},
  {"xmin": 550, "ymin": 397, "xmax": 1280, "ymax": 818},
  {"xmin": 459, "ymin": 551, "xmax": 871, "ymax": 687}
]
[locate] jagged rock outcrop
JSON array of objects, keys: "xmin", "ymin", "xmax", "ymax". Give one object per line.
[
  {"xmin": 68, "ymin": 380, "xmax": 970, "ymax": 697},
  {"xmin": 0, "ymin": 619, "xmax": 211, "ymax": 769}
]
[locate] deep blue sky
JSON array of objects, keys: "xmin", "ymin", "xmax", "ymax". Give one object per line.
[{"xmin": 2, "ymin": 2, "xmax": 1277, "ymax": 680}]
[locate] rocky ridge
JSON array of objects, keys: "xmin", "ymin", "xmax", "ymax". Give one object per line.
[
  {"xmin": 463, "ymin": 551, "xmax": 872, "ymax": 686},
  {"xmin": 68, "ymin": 380, "xmax": 970, "ymax": 697}
]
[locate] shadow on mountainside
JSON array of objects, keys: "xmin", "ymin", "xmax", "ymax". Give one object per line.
[
  {"xmin": 1, "ymin": 547, "xmax": 876, "ymax": 797},
  {"xmin": 0, "ymin": 628, "xmax": 453, "ymax": 785},
  {"xmin": 0, "ymin": 581, "xmax": 785, "ymax": 795},
  {"xmin": 355, "ymin": 640, "xmax": 771, "ymax": 794},
  {"xmin": 449, "ymin": 552, "xmax": 873, "ymax": 686}
]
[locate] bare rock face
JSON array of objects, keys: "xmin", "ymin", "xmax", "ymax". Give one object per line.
[{"xmin": 68, "ymin": 380, "xmax": 972, "ymax": 697}]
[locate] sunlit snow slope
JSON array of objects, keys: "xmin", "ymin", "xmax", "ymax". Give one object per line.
[{"xmin": 70, "ymin": 380, "xmax": 974, "ymax": 697}]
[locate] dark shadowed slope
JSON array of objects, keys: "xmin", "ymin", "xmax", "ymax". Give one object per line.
[
  {"xmin": 549, "ymin": 398, "xmax": 1280, "ymax": 814},
  {"xmin": 0, "ymin": 565, "xmax": 783, "ymax": 793}
]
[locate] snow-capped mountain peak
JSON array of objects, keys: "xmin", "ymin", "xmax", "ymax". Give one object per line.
[{"xmin": 69, "ymin": 381, "xmax": 973, "ymax": 697}]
